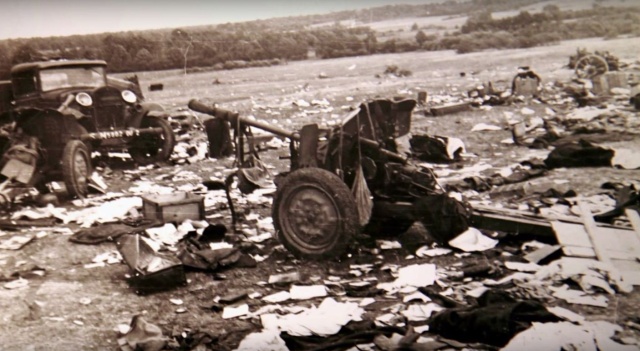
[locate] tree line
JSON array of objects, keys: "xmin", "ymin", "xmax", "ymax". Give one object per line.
[{"xmin": 0, "ymin": 0, "xmax": 638, "ymax": 79}]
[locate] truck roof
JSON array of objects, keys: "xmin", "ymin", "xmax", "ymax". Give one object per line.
[{"xmin": 11, "ymin": 60, "xmax": 107, "ymax": 75}]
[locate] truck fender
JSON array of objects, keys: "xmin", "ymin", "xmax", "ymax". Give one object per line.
[{"xmin": 128, "ymin": 102, "xmax": 166, "ymax": 128}]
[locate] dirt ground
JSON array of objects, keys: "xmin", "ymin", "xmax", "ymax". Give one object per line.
[{"xmin": 1, "ymin": 37, "xmax": 640, "ymax": 350}]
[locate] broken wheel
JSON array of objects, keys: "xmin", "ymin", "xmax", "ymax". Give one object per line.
[
  {"xmin": 574, "ymin": 54, "xmax": 609, "ymax": 79},
  {"xmin": 272, "ymin": 168, "xmax": 358, "ymax": 259}
]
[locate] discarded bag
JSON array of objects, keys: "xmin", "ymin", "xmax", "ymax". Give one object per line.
[
  {"xmin": 544, "ymin": 139, "xmax": 613, "ymax": 169},
  {"xmin": 237, "ymin": 155, "xmax": 271, "ymax": 194},
  {"xmin": 409, "ymin": 135, "xmax": 465, "ymax": 163},
  {"xmin": 428, "ymin": 290, "xmax": 560, "ymax": 347},
  {"xmin": 413, "ymin": 194, "xmax": 472, "ymax": 244},
  {"xmin": 116, "ymin": 234, "xmax": 186, "ymax": 295},
  {"xmin": 204, "ymin": 117, "xmax": 234, "ymax": 158}
]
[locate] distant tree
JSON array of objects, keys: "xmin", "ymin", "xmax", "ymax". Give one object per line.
[
  {"xmin": 380, "ymin": 38, "xmax": 397, "ymax": 53},
  {"xmin": 171, "ymin": 29, "xmax": 192, "ymax": 76},
  {"xmin": 411, "ymin": 22, "xmax": 419, "ymax": 31},
  {"xmin": 461, "ymin": 10, "xmax": 493, "ymax": 33},
  {"xmin": 0, "ymin": 43, "xmax": 11, "ymax": 79},
  {"xmin": 543, "ymin": 4, "xmax": 562, "ymax": 20},
  {"xmin": 107, "ymin": 44, "xmax": 131, "ymax": 72},
  {"xmin": 134, "ymin": 48, "xmax": 154, "ymax": 70},
  {"xmin": 11, "ymin": 43, "xmax": 39, "ymax": 65},
  {"xmin": 415, "ymin": 30, "xmax": 429, "ymax": 46},
  {"xmin": 364, "ymin": 31, "xmax": 378, "ymax": 53}
]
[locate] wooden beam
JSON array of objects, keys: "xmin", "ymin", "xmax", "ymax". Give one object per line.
[
  {"xmin": 578, "ymin": 200, "xmax": 612, "ymax": 264},
  {"xmin": 625, "ymin": 208, "xmax": 640, "ymax": 254}
]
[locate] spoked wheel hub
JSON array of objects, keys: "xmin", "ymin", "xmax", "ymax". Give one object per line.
[
  {"xmin": 284, "ymin": 185, "xmax": 340, "ymax": 246},
  {"xmin": 273, "ymin": 168, "xmax": 359, "ymax": 260}
]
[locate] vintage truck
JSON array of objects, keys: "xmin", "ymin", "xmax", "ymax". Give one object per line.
[{"xmin": 0, "ymin": 59, "xmax": 175, "ymax": 199}]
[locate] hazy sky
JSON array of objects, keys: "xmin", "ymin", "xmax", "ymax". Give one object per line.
[{"xmin": 0, "ymin": 0, "xmax": 430, "ymax": 40}]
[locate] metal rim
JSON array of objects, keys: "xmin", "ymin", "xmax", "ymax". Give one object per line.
[
  {"xmin": 138, "ymin": 120, "xmax": 166, "ymax": 156},
  {"xmin": 279, "ymin": 183, "xmax": 341, "ymax": 252}
]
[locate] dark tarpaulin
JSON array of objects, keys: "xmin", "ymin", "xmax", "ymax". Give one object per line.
[{"xmin": 428, "ymin": 290, "xmax": 560, "ymax": 347}]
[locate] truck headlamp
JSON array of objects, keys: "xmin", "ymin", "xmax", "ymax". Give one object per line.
[
  {"xmin": 75, "ymin": 92, "xmax": 93, "ymax": 107},
  {"xmin": 121, "ymin": 90, "xmax": 137, "ymax": 104}
]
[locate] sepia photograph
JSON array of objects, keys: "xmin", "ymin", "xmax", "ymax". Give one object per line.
[{"xmin": 0, "ymin": 0, "xmax": 639, "ymax": 349}]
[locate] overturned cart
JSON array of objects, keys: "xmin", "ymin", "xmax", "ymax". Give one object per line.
[{"xmin": 190, "ymin": 99, "xmax": 471, "ymax": 259}]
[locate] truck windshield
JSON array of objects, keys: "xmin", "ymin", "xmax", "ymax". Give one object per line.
[{"xmin": 39, "ymin": 66, "xmax": 106, "ymax": 92}]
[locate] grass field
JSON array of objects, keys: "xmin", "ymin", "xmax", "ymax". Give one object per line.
[{"xmin": 134, "ymin": 36, "xmax": 640, "ymax": 119}]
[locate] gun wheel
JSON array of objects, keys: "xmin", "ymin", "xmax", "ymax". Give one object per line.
[
  {"xmin": 575, "ymin": 55, "xmax": 609, "ymax": 79},
  {"xmin": 273, "ymin": 168, "xmax": 358, "ymax": 260}
]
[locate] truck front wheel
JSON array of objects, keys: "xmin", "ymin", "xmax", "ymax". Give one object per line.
[
  {"xmin": 129, "ymin": 116, "xmax": 175, "ymax": 165},
  {"xmin": 61, "ymin": 140, "xmax": 91, "ymax": 199}
]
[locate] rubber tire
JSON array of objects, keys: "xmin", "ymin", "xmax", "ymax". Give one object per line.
[
  {"xmin": 61, "ymin": 140, "xmax": 91, "ymax": 199},
  {"xmin": 129, "ymin": 116, "xmax": 175, "ymax": 165},
  {"xmin": 272, "ymin": 168, "xmax": 359, "ymax": 260}
]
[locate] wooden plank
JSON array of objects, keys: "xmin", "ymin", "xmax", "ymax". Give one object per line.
[
  {"xmin": 551, "ymin": 221, "xmax": 593, "ymax": 248},
  {"xmin": 625, "ymin": 208, "xmax": 640, "ymax": 245},
  {"xmin": 593, "ymin": 228, "xmax": 640, "ymax": 260},
  {"xmin": 549, "ymin": 206, "xmax": 640, "ymax": 286},
  {"xmin": 550, "ymin": 216, "xmax": 594, "ymax": 259},
  {"xmin": 611, "ymin": 259, "xmax": 640, "ymax": 286},
  {"xmin": 562, "ymin": 246, "xmax": 596, "ymax": 258},
  {"xmin": 578, "ymin": 201, "xmax": 613, "ymax": 264},
  {"xmin": 472, "ymin": 205, "xmax": 635, "ymax": 241},
  {"xmin": 430, "ymin": 102, "xmax": 471, "ymax": 116},
  {"xmin": 472, "ymin": 211, "xmax": 554, "ymax": 238}
]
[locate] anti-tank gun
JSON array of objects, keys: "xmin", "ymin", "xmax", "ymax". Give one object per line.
[{"xmin": 189, "ymin": 98, "xmax": 471, "ymax": 259}]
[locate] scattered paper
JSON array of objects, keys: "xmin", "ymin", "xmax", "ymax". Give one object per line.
[
  {"xmin": 263, "ymin": 291, "xmax": 291, "ymax": 303},
  {"xmin": 223, "ymin": 304, "xmax": 249, "ymax": 319},
  {"xmin": 377, "ymin": 264, "xmax": 436, "ymax": 292},
  {"xmin": 549, "ymin": 286, "xmax": 608, "ymax": 308},
  {"xmin": 471, "ymin": 123, "xmax": 502, "ymax": 132},
  {"xmin": 612, "ymin": 149, "xmax": 640, "ymax": 169},
  {"xmin": 262, "ymin": 298, "xmax": 364, "ymax": 337},
  {"xmin": 236, "ymin": 330, "xmax": 288, "ymax": 351},
  {"xmin": 416, "ymin": 247, "xmax": 452, "ymax": 257},
  {"xmin": 503, "ymin": 320, "xmax": 635, "ymax": 351},
  {"xmin": 146, "ymin": 223, "xmax": 182, "ymax": 246},
  {"xmin": 4, "ymin": 278, "xmax": 29, "ymax": 289},
  {"xmin": 504, "ymin": 261, "xmax": 541, "ymax": 273},
  {"xmin": 401, "ymin": 303, "xmax": 443, "ymax": 321},
  {"xmin": 377, "ymin": 240, "xmax": 402, "ymax": 250},
  {"xmin": 290, "ymin": 285, "xmax": 327, "ymax": 300},
  {"xmin": 547, "ymin": 306, "xmax": 585, "ymax": 324},
  {"xmin": 0, "ymin": 235, "xmax": 34, "ymax": 250},
  {"xmin": 403, "ymin": 292, "xmax": 431, "ymax": 303},
  {"xmin": 448, "ymin": 228, "xmax": 498, "ymax": 252}
]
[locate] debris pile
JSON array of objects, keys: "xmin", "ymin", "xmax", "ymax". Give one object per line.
[{"xmin": 0, "ymin": 49, "xmax": 639, "ymax": 351}]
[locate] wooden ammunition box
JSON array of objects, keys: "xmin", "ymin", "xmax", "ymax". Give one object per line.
[{"xmin": 142, "ymin": 192, "xmax": 204, "ymax": 223}]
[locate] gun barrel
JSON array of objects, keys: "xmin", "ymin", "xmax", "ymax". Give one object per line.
[
  {"xmin": 189, "ymin": 99, "xmax": 406, "ymax": 164},
  {"xmin": 189, "ymin": 99, "xmax": 298, "ymax": 140}
]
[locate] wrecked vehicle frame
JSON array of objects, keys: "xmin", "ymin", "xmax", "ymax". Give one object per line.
[
  {"xmin": 0, "ymin": 59, "xmax": 176, "ymax": 200},
  {"xmin": 189, "ymin": 98, "xmax": 471, "ymax": 259}
]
